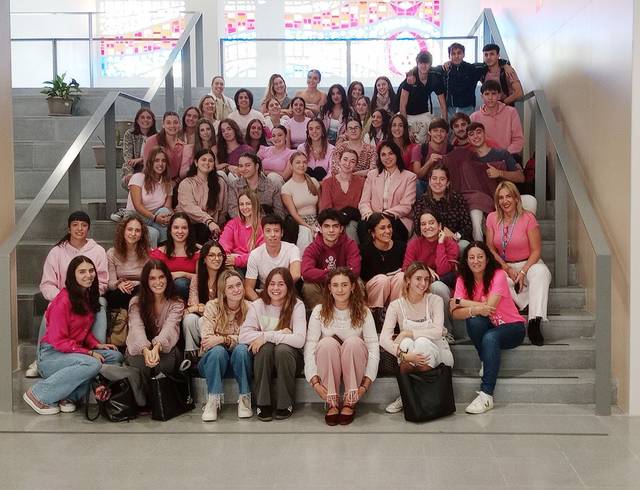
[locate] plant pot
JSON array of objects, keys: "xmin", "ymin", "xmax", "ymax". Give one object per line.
[
  {"xmin": 47, "ymin": 97, "xmax": 74, "ymax": 116},
  {"xmin": 93, "ymin": 145, "xmax": 124, "ymax": 169}
]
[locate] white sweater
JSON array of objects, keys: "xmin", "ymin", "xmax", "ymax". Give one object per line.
[{"xmin": 304, "ymin": 305, "xmax": 379, "ymax": 383}]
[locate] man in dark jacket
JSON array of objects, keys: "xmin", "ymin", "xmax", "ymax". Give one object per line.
[{"xmin": 301, "ymin": 208, "xmax": 361, "ymax": 311}]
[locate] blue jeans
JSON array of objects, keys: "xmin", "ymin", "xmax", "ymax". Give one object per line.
[
  {"xmin": 466, "ymin": 316, "xmax": 525, "ymax": 395},
  {"xmin": 140, "ymin": 207, "xmax": 171, "ymax": 247},
  {"xmin": 36, "ymin": 297, "xmax": 108, "ymax": 353},
  {"xmin": 198, "ymin": 344, "xmax": 252, "ymax": 396},
  {"xmin": 33, "ymin": 342, "xmax": 123, "ymax": 405},
  {"xmin": 173, "ymin": 277, "xmax": 191, "ymax": 302},
  {"xmin": 448, "ymin": 105, "xmax": 476, "ymax": 119}
]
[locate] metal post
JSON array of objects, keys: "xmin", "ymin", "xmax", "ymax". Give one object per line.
[
  {"xmin": 88, "ymin": 13, "xmax": 94, "ymax": 88},
  {"xmin": 195, "ymin": 14, "xmax": 204, "ymax": 87},
  {"xmin": 104, "ymin": 103, "xmax": 117, "ymax": 216},
  {"xmin": 534, "ymin": 103, "xmax": 547, "ymax": 219},
  {"xmin": 219, "ymin": 39, "xmax": 224, "ymax": 77},
  {"xmin": 554, "ymin": 160, "xmax": 568, "ymax": 287},
  {"xmin": 346, "ymin": 40, "xmax": 352, "ymax": 86},
  {"xmin": 181, "ymin": 37, "xmax": 192, "ymax": 109},
  {"xmin": 68, "ymin": 155, "xmax": 82, "ymax": 212},
  {"xmin": 595, "ymin": 253, "xmax": 612, "ymax": 415},
  {"xmin": 482, "ymin": 11, "xmax": 492, "ymax": 46},
  {"xmin": 165, "ymin": 68, "xmax": 175, "ymax": 113},
  {"xmin": 52, "ymin": 39, "xmax": 58, "ymax": 78},
  {"xmin": 0, "ymin": 254, "xmax": 13, "ymax": 412}
]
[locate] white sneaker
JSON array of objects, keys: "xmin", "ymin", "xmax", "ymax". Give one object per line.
[
  {"xmin": 25, "ymin": 361, "xmax": 39, "ymax": 378},
  {"xmin": 478, "ymin": 362, "xmax": 484, "ymax": 377},
  {"xmin": 465, "ymin": 391, "xmax": 494, "ymax": 414},
  {"xmin": 23, "ymin": 388, "xmax": 60, "ymax": 415},
  {"xmin": 110, "ymin": 208, "xmax": 127, "ymax": 222},
  {"xmin": 59, "ymin": 399, "xmax": 77, "ymax": 413},
  {"xmin": 238, "ymin": 394, "xmax": 253, "ymax": 418},
  {"xmin": 385, "ymin": 396, "xmax": 403, "ymax": 414},
  {"xmin": 202, "ymin": 394, "xmax": 220, "ymax": 422}
]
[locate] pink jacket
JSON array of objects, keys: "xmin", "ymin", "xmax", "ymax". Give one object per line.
[
  {"xmin": 126, "ymin": 296, "xmax": 183, "ymax": 355},
  {"xmin": 41, "ymin": 289, "xmax": 100, "ymax": 355},
  {"xmin": 218, "ymin": 216, "xmax": 264, "ymax": 268},
  {"xmin": 359, "ymin": 168, "xmax": 417, "ymax": 235},
  {"xmin": 470, "ymin": 102, "xmax": 524, "ymax": 154},
  {"xmin": 39, "ymin": 239, "xmax": 109, "ymax": 301},
  {"xmin": 143, "ymin": 134, "xmax": 193, "ymax": 180}
]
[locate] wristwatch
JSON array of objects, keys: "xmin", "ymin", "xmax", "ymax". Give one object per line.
[{"xmin": 455, "ymin": 298, "xmax": 462, "ymax": 305}]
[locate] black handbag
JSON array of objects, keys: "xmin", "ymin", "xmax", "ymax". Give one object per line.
[
  {"xmin": 396, "ymin": 364, "xmax": 456, "ymax": 422},
  {"xmin": 85, "ymin": 375, "xmax": 138, "ymax": 422},
  {"xmin": 150, "ymin": 360, "xmax": 195, "ymax": 421}
]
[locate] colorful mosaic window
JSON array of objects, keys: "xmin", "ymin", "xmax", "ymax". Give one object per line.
[{"xmin": 97, "ymin": 1, "xmax": 186, "ymax": 78}]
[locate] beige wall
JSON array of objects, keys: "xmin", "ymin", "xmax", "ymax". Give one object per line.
[{"xmin": 480, "ymin": 0, "xmax": 633, "ymax": 410}]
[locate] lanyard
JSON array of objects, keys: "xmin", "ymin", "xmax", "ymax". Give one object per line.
[{"xmin": 500, "ymin": 216, "xmax": 519, "ymax": 261}]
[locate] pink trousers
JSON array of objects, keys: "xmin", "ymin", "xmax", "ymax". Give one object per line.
[
  {"xmin": 316, "ymin": 336, "xmax": 368, "ymax": 407},
  {"xmin": 365, "ymin": 272, "xmax": 404, "ymax": 308}
]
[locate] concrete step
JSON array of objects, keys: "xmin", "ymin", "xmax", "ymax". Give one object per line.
[{"xmin": 14, "ymin": 168, "xmax": 128, "ymax": 200}]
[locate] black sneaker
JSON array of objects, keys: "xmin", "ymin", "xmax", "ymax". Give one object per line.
[
  {"xmin": 256, "ymin": 405, "xmax": 273, "ymax": 422},
  {"xmin": 527, "ymin": 317, "xmax": 544, "ymax": 346},
  {"xmin": 275, "ymin": 405, "xmax": 293, "ymax": 420}
]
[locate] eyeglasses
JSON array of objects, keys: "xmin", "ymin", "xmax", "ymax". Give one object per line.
[{"xmin": 347, "ymin": 126, "xmax": 360, "ymax": 131}]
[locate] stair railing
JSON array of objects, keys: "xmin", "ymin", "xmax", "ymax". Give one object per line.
[
  {"xmin": 470, "ymin": 9, "xmax": 612, "ymax": 415},
  {"xmin": 0, "ymin": 11, "xmax": 204, "ymax": 412}
]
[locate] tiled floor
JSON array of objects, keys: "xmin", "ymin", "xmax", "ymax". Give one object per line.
[{"xmin": 1, "ymin": 402, "xmax": 639, "ymax": 488}]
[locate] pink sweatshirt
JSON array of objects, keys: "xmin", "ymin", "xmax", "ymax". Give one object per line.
[
  {"xmin": 239, "ymin": 299, "xmax": 307, "ymax": 348},
  {"xmin": 470, "ymin": 102, "xmax": 524, "ymax": 154},
  {"xmin": 402, "ymin": 236, "xmax": 459, "ymax": 275},
  {"xmin": 41, "ymin": 289, "xmax": 99, "ymax": 355},
  {"xmin": 218, "ymin": 216, "xmax": 264, "ymax": 268},
  {"xmin": 39, "ymin": 239, "xmax": 109, "ymax": 301},
  {"xmin": 126, "ymin": 296, "xmax": 183, "ymax": 355},
  {"xmin": 106, "ymin": 247, "xmax": 147, "ymax": 290}
]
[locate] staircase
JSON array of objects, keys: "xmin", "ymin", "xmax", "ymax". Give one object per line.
[{"xmin": 12, "ymin": 89, "xmax": 609, "ymax": 406}]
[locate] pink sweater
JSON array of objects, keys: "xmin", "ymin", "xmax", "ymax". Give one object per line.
[
  {"xmin": 143, "ymin": 134, "xmax": 193, "ymax": 180},
  {"xmin": 239, "ymin": 299, "xmax": 307, "ymax": 348},
  {"xmin": 39, "ymin": 239, "xmax": 109, "ymax": 301},
  {"xmin": 176, "ymin": 174, "xmax": 228, "ymax": 226},
  {"xmin": 470, "ymin": 102, "xmax": 524, "ymax": 154},
  {"xmin": 402, "ymin": 236, "xmax": 459, "ymax": 275},
  {"xmin": 106, "ymin": 248, "xmax": 147, "ymax": 290},
  {"xmin": 41, "ymin": 289, "xmax": 100, "ymax": 355},
  {"xmin": 126, "ymin": 296, "xmax": 183, "ymax": 355},
  {"xmin": 219, "ymin": 216, "xmax": 264, "ymax": 268}
]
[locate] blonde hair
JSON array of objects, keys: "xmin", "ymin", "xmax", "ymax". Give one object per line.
[
  {"xmin": 402, "ymin": 262, "xmax": 434, "ymax": 298},
  {"xmin": 289, "ymin": 151, "xmax": 318, "ymax": 197},
  {"xmin": 237, "ymin": 189, "xmax": 262, "ymax": 251},
  {"xmin": 494, "ymin": 180, "xmax": 524, "ymax": 223},
  {"xmin": 209, "ymin": 269, "xmax": 248, "ymax": 334},
  {"xmin": 262, "ymin": 73, "xmax": 288, "ymax": 106}
]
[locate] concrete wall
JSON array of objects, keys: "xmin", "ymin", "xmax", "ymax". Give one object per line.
[{"xmin": 480, "ymin": 0, "xmax": 633, "ymax": 411}]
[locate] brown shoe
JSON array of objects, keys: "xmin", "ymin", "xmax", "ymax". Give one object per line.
[
  {"xmin": 338, "ymin": 404, "xmax": 356, "ymax": 425},
  {"xmin": 325, "ymin": 406, "xmax": 340, "ymax": 426}
]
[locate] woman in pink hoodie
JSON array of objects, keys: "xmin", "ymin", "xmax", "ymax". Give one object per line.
[
  {"xmin": 27, "ymin": 212, "xmax": 110, "ymax": 379},
  {"xmin": 23, "ymin": 256, "xmax": 122, "ymax": 415},
  {"xmin": 219, "ymin": 189, "xmax": 264, "ymax": 271}
]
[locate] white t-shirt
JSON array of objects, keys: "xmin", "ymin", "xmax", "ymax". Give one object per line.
[
  {"xmin": 126, "ymin": 172, "xmax": 170, "ymax": 212},
  {"xmin": 245, "ymin": 242, "xmax": 301, "ymax": 284},
  {"xmin": 229, "ymin": 109, "xmax": 266, "ymax": 135}
]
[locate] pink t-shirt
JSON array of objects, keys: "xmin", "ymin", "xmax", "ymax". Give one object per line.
[
  {"xmin": 126, "ymin": 172, "xmax": 170, "ymax": 212},
  {"xmin": 297, "ymin": 142, "xmax": 335, "ymax": 172},
  {"xmin": 454, "ymin": 269, "xmax": 524, "ymax": 326},
  {"xmin": 486, "ymin": 211, "xmax": 538, "ymax": 262},
  {"xmin": 284, "ymin": 117, "xmax": 310, "ymax": 148},
  {"xmin": 258, "ymin": 146, "xmax": 296, "ymax": 174}
]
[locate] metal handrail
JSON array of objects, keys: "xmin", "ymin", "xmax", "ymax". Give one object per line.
[
  {"xmin": 0, "ymin": 11, "xmax": 204, "ymax": 412},
  {"xmin": 471, "ymin": 9, "xmax": 612, "ymax": 415}
]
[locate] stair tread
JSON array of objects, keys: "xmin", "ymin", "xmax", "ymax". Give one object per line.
[{"xmin": 452, "ymin": 337, "xmax": 594, "ymax": 351}]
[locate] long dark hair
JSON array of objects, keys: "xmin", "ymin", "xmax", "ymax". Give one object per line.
[
  {"xmin": 156, "ymin": 111, "xmax": 180, "ymax": 147},
  {"xmin": 216, "ymin": 118, "xmax": 245, "ymax": 163},
  {"xmin": 132, "ymin": 108, "xmax": 157, "ymax": 136},
  {"xmin": 65, "ymin": 255, "xmax": 100, "ymax": 315},
  {"xmin": 186, "ymin": 148, "xmax": 222, "ymax": 212},
  {"xmin": 347, "ymin": 81, "xmax": 365, "ymax": 108},
  {"xmin": 113, "ymin": 214, "xmax": 149, "ymax": 261},
  {"xmin": 142, "ymin": 146, "xmax": 171, "ymax": 194},
  {"xmin": 137, "ymin": 259, "xmax": 178, "ymax": 340},
  {"xmin": 368, "ymin": 109, "xmax": 391, "ymax": 143},
  {"xmin": 165, "ymin": 212, "xmax": 198, "ymax": 258},
  {"xmin": 244, "ymin": 118, "xmax": 268, "ymax": 151},
  {"xmin": 371, "ymin": 76, "xmax": 397, "ymax": 113},
  {"xmin": 304, "ymin": 118, "xmax": 329, "ymax": 160},
  {"xmin": 260, "ymin": 267, "xmax": 297, "ymax": 331},
  {"xmin": 320, "ymin": 84, "xmax": 351, "ymax": 123},
  {"xmin": 458, "ymin": 241, "xmax": 501, "ymax": 300},
  {"xmin": 194, "ymin": 118, "xmax": 216, "ymax": 154},
  {"xmin": 376, "ymin": 140, "xmax": 406, "ymax": 173},
  {"xmin": 196, "ymin": 239, "xmax": 226, "ymax": 304},
  {"xmin": 390, "ymin": 113, "xmax": 411, "ymax": 152}
]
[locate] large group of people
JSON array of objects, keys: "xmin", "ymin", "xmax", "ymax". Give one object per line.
[{"xmin": 24, "ymin": 43, "xmax": 552, "ymax": 425}]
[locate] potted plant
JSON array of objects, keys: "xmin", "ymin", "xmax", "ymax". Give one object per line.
[{"xmin": 41, "ymin": 73, "xmax": 81, "ymax": 116}]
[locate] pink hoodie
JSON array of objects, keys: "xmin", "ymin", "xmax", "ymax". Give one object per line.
[
  {"xmin": 39, "ymin": 239, "xmax": 109, "ymax": 301},
  {"xmin": 470, "ymin": 102, "xmax": 524, "ymax": 154},
  {"xmin": 218, "ymin": 216, "xmax": 264, "ymax": 268}
]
